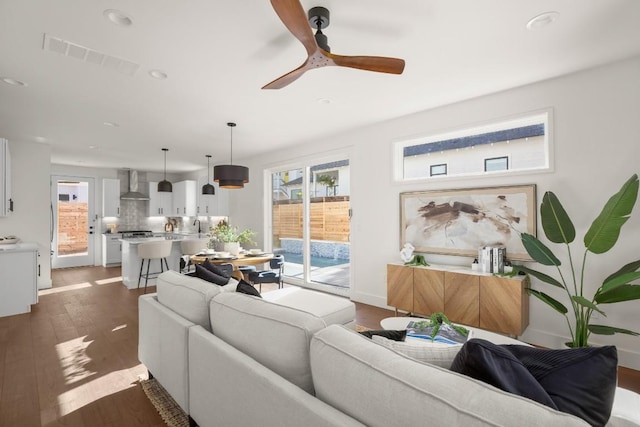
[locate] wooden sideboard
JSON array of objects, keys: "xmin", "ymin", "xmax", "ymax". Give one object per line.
[{"xmin": 387, "ymin": 263, "xmax": 529, "ymax": 336}]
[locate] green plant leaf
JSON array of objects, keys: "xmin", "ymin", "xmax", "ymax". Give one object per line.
[
  {"xmin": 595, "ymin": 285, "xmax": 640, "ymax": 304},
  {"xmin": 604, "ymin": 260, "xmax": 640, "ymax": 284},
  {"xmin": 540, "ymin": 191, "xmax": 576, "ymax": 244},
  {"xmin": 584, "ymin": 174, "xmax": 639, "ymax": 254},
  {"xmin": 571, "ymin": 296, "xmax": 605, "ymax": 316},
  {"xmin": 600, "ymin": 271, "xmax": 640, "ymax": 294},
  {"xmin": 520, "ymin": 233, "xmax": 561, "ymax": 266},
  {"xmin": 588, "ymin": 324, "xmax": 640, "ymax": 336},
  {"xmin": 526, "ymin": 288, "xmax": 568, "ymax": 314},
  {"xmin": 513, "ymin": 265, "xmax": 564, "ymax": 288}
]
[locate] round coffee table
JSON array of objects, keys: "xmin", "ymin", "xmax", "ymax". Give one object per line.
[{"xmin": 380, "ymin": 317, "xmax": 525, "ymax": 346}]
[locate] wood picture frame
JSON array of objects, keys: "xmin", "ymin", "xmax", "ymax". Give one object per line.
[{"xmin": 400, "ymin": 184, "xmax": 536, "ymax": 261}]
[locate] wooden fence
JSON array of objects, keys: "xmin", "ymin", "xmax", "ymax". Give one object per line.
[
  {"xmin": 57, "ymin": 202, "xmax": 88, "ymax": 255},
  {"xmin": 272, "ymin": 197, "xmax": 350, "ymax": 243}
]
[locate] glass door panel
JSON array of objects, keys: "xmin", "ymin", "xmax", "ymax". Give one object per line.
[
  {"xmin": 271, "ymin": 168, "xmax": 305, "ymax": 280},
  {"xmin": 51, "ymin": 176, "xmax": 96, "ymax": 268},
  {"xmin": 269, "ymin": 158, "xmax": 351, "ymax": 292},
  {"xmin": 308, "ymin": 160, "xmax": 350, "ymax": 288}
]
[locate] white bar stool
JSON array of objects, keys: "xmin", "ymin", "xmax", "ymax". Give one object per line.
[
  {"xmin": 179, "ymin": 238, "xmax": 209, "ymax": 273},
  {"xmin": 138, "ymin": 240, "xmax": 173, "ymax": 292}
]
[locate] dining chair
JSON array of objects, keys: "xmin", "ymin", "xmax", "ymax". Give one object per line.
[{"xmin": 247, "ymin": 255, "xmax": 285, "ymax": 292}]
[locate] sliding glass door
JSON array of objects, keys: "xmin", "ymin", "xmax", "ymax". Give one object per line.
[{"xmin": 268, "ymin": 156, "xmax": 351, "ymax": 294}]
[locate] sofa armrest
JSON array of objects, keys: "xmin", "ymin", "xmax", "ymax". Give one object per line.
[
  {"xmin": 138, "ymin": 293, "xmax": 194, "ymax": 413},
  {"xmin": 188, "ymin": 325, "xmax": 364, "ymax": 427}
]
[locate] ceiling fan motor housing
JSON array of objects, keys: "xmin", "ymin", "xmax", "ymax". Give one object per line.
[{"xmin": 308, "ymin": 6, "xmax": 330, "ymax": 51}]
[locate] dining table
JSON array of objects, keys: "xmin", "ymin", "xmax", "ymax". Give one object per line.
[{"xmin": 190, "ymin": 252, "xmax": 275, "ymax": 280}]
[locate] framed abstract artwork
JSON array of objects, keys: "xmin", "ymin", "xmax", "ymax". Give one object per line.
[{"xmin": 400, "ymin": 184, "xmax": 536, "ymax": 261}]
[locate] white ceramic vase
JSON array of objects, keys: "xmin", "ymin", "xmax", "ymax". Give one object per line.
[{"xmin": 223, "ymin": 242, "xmax": 240, "ymax": 256}]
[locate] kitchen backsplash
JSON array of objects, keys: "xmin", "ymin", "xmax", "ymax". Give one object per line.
[{"xmin": 105, "ymin": 170, "xmax": 226, "ymax": 233}]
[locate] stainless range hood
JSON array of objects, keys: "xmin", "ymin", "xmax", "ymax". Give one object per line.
[{"xmin": 120, "ymin": 170, "xmax": 149, "ymax": 200}]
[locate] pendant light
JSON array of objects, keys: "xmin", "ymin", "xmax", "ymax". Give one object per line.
[
  {"xmin": 158, "ymin": 148, "xmax": 172, "ymax": 192},
  {"xmin": 214, "ymin": 122, "xmax": 249, "ymax": 189},
  {"xmin": 202, "ymin": 154, "xmax": 215, "ymax": 195}
]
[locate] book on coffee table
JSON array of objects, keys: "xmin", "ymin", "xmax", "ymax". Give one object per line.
[{"xmin": 406, "ymin": 321, "xmax": 471, "ymax": 345}]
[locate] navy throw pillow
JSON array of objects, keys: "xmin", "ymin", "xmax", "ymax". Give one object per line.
[
  {"xmin": 451, "ymin": 339, "xmax": 557, "ymax": 409},
  {"xmin": 195, "ymin": 264, "xmax": 229, "ymax": 286},
  {"xmin": 202, "ymin": 259, "xmax": 231, "ymax": 282},
  {"xmin": 236, "ymin": 279, "xmax": 262, "ymax": 298},
  {"xmin": 451, "ymin": 339, "xmax": 617, "ymax": 426},
  {"xmin": 359, "ymin": 329, "xmax": 407, "ymax": 341}
]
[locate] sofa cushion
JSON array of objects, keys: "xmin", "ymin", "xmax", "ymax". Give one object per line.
[
  {"xmin": 157, "ymin": 270, "xmax": 223, "ymax": 331},
  {"xmin": 451, "ymin": 339, "xmax": 618, "ymax": 426},
  {"xmin": 210, "ymin": 292, "xmax": 328, "ymax": 394},
  {"xmin": 371, "ymin": 335, "xmax": 463, "ymax": 369},
  {"xmin": 310, "ymin": 325, "xmax": 588, "ymax": 427},
  {"xmin": 261, "ymin": 287, "xmax": 355, "ymax": 326}
]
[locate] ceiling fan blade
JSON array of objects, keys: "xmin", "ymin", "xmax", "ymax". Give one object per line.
[
  {"xmin": 262, "ymin": 62, "xmax": 310, "ymax": 90},
  {"xmin": 330, "ymin": 53, "xmax": 405, "ymax": 75},
  {"xmin": 269, "ymin": 0, "xmax": 318, "ymax": 56}
]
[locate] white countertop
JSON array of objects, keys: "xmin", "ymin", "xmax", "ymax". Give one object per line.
[
  {"xmin": 120, "ymin": 234, "xmax": 208, "ymax": 244},
  {"xmin": 0, "ymin": 242, "xmax": 38, "ymax": 253}
]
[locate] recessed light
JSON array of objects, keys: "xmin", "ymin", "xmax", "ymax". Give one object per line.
[
  {"xmin": 526, "ymin": 11, "xmax": 559, "ymax": 30},
  {"xmin": 316, "ymin": 98, "xmax": 331, "ymax": 104},
  {"xmin": 1, "ymin": 77, "xmax": 28, "ymax": 87},
  {"xmin": 89, "ymin": 145, "xmax": 99, "ymax": 149},
  {"xmin": 148, "ymin": 69, "xmax": 168, "ymax": 80},
  {"xmin": 103, "ymin": 121, "xmax": 119, "ymax": 127},
  {"xmin": 103, "ymin": 9, "xmax": 133, "ymax": 27}
]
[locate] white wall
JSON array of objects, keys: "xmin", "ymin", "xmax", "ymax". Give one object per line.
[
  {"xmin": 0, "ymin": 140, "xmax": 52, "ymax": 288},
  {"xmin": 233, "ymin": 55, "xmax": 640, "ymax": 369}
]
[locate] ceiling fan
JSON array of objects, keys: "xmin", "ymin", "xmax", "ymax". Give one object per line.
[{"xmin": 262, "ymin": 0, "xmax": 406, "ymax": 89}]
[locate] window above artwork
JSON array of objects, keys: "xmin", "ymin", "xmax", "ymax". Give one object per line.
[{"xmin": 394, "ymin": 110, "xmax": 552, "ymax": 182}]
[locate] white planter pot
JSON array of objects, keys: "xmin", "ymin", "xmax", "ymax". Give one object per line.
[{"xmin": 223, "ymin": 242, "xmax": 240, "ymax": 255}]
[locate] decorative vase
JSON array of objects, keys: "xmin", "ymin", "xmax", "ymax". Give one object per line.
[{"xmin": 223, "ymin": 242, "xmax": 240, "ymax": 256}]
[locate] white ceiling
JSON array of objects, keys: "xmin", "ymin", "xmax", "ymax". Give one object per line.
[{"xmin": 1, "ymin": 0, "xmax": 640, "ymax": 173}]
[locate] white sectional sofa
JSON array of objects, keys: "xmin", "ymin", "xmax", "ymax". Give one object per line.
[{"xmin": 138, "ymin": 270, "xmax": 640, "ymax": 427}]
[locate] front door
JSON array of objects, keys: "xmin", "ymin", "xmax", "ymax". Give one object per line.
[{"xmin": 51, "ymin": 175, "xmax": 96, "ymax": 268}]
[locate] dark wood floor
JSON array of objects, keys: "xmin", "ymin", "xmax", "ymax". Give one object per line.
[{"xmin": 0, "ymin": 266, "xmax": 638, "ymax": 426}]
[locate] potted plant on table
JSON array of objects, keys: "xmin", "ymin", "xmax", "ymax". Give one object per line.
[
  {"xmin": 209, "ymin": 220, "xmax": 256, "ymax": 255},
  {"xmin": 515, "ymin": 174, "xmax": 640, "ymax": 347}
]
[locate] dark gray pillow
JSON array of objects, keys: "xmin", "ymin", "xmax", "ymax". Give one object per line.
[
  {"xmin": 195, "ymin": 264, "xmax": 229, "ymax": 286},
  {"xmin": 202, "ymin": 259, "xmax": 231, "ymax": 282},
  {"xmin": 359, "ymin": 329, "xmax": 407, "ymax": 341},
  {"xmin": 451, "ymin": 339, "xmax": 617, "ymax": 426},
  {"xmin": 236, "ymin": 279, "xmax": 262, "ymax": 298}
]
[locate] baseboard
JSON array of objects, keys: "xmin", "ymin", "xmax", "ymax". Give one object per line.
[{"xmin": 350, "ymin": 291, "xmax": 390, "ymax": 310}]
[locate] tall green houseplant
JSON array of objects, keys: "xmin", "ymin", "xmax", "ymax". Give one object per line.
[{"xmin": 516, "ymin": 174, "xmax": 640, "ymax": 347}]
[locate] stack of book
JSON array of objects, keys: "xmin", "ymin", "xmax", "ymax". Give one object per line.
[{"xmin": 478, "ymin": 246, "xmax": 506, "ymax": 274}]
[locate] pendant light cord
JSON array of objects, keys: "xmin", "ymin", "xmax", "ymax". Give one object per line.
[{"xmin": 227, "ymin": 122, "xmax": 236, "ymax": 166}]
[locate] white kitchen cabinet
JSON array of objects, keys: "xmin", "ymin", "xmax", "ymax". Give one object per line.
[
  {"xmin": 148, "ymin": 182, "xmax": 173, "ymax": 216},
  {"xmin": 0, "ymin": 138, "xmax": 13, "ymax": 217},
  {"xmin": 0, "ymin": 243, "xmax": 38, "ymax": 317},
  {"xmin": 102, "ymin": 178, "xmax": 120, "ymax": 217},
  {"xmin": 196, "ymin": 176, "xmax": 229, "ymax": 216},
  {"xmin": 102, "ymin": 234, "xmax": 122, "ymax": 266},
  {"xmin": 172, "ymin": 180, "xmax": 197, "ymax": 216},
  {"xmin": 196, "ymin": 176, "xmax": 218, "ymax": 216}
]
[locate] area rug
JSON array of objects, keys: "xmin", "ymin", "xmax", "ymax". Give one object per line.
[
  {"xmin": 355, "ymin": 324, "xmax": 371, "ymax": 332},
  {"xmin": 140, "ymin": 378, "xmax": 189, "ymax": 427}
]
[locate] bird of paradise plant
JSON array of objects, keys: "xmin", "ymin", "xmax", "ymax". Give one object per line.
[{"xmin": 515, "ymin": 174, "xmax": 640, "ymax": 347}]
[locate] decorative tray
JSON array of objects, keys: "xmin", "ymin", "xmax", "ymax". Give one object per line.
[{"xmin": 0, "ymin": 236, "xmax": 19, "ymax": 245}]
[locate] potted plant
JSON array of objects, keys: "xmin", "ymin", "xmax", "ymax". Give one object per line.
[
  {"xmin": 515, "ymin": 174, "xmax": 640, "ymax": 347},
  {"xmin": 209, "ymin": 220, "xmax": 256, "ymax": 255}
]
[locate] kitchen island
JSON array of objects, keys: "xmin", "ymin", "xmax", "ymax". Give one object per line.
[{"xmin": 120, "ymin": 234, "xmax": 207, "ymax": 289}]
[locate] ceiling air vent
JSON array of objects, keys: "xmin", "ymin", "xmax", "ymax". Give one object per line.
[{"xmin": 42, "ymin": 34, "xmax": 140, "ymax": 77}]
